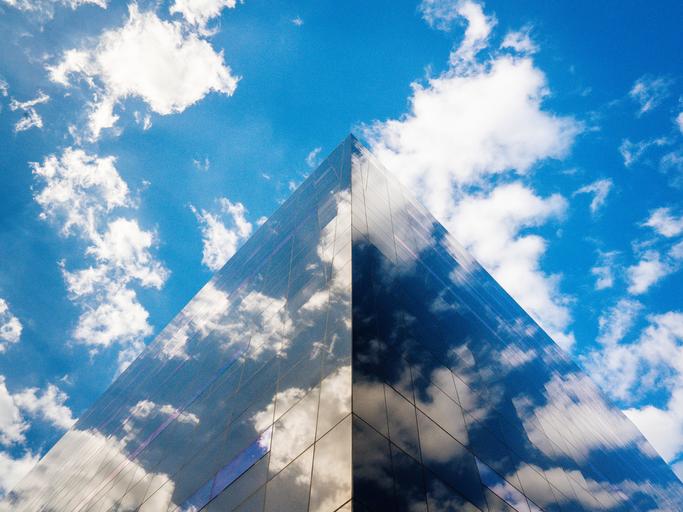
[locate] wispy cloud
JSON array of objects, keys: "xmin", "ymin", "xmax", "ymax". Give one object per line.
[
  {"xmin": 629, "ymin": 75, "xmax": 673, "ymax": 116},
  {"xmin": 9, "ymin": 91, "xmax": 49, "ymax": 133},
  {"xmin": 573, "ymin": 178, "xmax": 613, "ymax": 215},
  {"xmin": 305, "ymin": 146, "xmax": 322, "ymax": 168}
]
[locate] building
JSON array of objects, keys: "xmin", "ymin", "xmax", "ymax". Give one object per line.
[{"xmin": 4, "ymin": 135, "xmax": 683, "ymax": 511}]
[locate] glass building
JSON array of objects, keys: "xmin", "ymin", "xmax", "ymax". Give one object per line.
[{"xmin": 4, "ymin": 135, "xmax": 683, "ymax": 511}]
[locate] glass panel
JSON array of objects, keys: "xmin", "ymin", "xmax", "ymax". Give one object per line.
[
  {"xmin": 352, "ymin": 415, "xmax": 395, "ymax": 511},
  {"xmin": 385, "ymin": 385, "xmax": 421, "ymax": 462},
  {"xmin": 263, "ymin": 446, "xmax": 314, "ymax": 512},
  {"xmin": 309, "ymin": 415, "xmax": 352, "ymax": 512},
  {"xmin": 269, "ymin": 386, "xmax": 319, "ymax": 476},
  {"xmin": 416, "ymin": 410, "xmax": 485, "ymax": 509},
  {"xmin": 391, "ymin": 443, "xmax": 428, "ymax": 512},
  {"xmin": 205, "ymin": 453, "xmax": 269, "ymax": 511}
]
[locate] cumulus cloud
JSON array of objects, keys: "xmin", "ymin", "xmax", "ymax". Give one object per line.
[
  {"xmin": 624, "ymin": 389, "xmax": 683, "ymax": 462},
  {"xmin": 0, "ymin": 450, "xmax": 39, "ymax": 498},
  {"xmin": 0, "ymin": 375, "xmax": 74, "ymax": 473},
  {"xmin": 12, "ymin": 384, "xmax": 75, "ymax": 431},
  {"xmin": 643, "ymin": 207, "xmax": 683, "ymax": 238},
  {"xmin": 629, "ymin": 75, "xmax": 673, "ymax": 116},
  {"xmin": 448, "ymin": 183, "xmax": 574, "ymax": 350},
  {"xmin": 191, "ymin": 198, "xmax": 252, "ymax": 271},
  {"xmin": 365, "ymin": 0, "xmax": 580, "ymax": 352},
  {"xmin": 33, "ymin": 148, "xmax": 129, "ymax": 238},
  {"xmin": 588, "ymin": 312, "xmax": 683, "ymax": 466},
  {"xmin": 573, "ymin": 178, "xmax": 612, "ymax": 215},
  {"xmin": 0, "ymin": 299, "xmax": 22, "ymax": 352},
  {"xmin": 32, "ymin": 148, "xmax": 167, "ymax": 370},
  {"xmin": 0, "ymin": 377, "xmax": 29, "ymax": 446},
  {"xmin": 8, "ymin": 91, "xmax": 49, "ymax": 133},
  {"xmin": 48, "ymin": 4, "xmax": 239, "ymax": 139},
  {"xmin": 588, "ymin": 312, "xmax": 683, "ymax": 401}
]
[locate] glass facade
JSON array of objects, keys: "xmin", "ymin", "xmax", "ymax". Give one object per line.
[{"xmin": 4, "ymin": 135, "xmax": 682, "ymax": 511}]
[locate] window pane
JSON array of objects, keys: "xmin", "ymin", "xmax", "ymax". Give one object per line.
[
  {"xmin": 264, "ymin": 446, "xmax": 314, "ymax": 512},
  {"xmin": 309, "ymin": 415, "xmax": 352, "ymax": 512}
]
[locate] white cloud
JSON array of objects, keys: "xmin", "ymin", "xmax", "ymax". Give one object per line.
[
  {"xmin": 291, "ymin": 16, "xmax": 303, "ymax": 27},
  {"xmin": 32, "ymin": 148, "xmax": 130, "ymax": 238},
  {"xmin": 624, "ymin": 388, "xmax": 683, "ymax": 462},
  {"xmin": 629, "ymin": 75, "xmax": 673, "ymax": 116},
  {"xmin": 588, "ymin": 311, "xmax": 683, "ymax": 402},
  {"xmin": 596, "ymin": 299, "xmax": 642, "ymax": 346},
  {"xmin": 13, "ymin": 384, "xmax": 75, "ymax": 431},
  {"xmin": 191, "ymin": 197, "xmax": 252, "ymax": 271},
  {"xmin": 643, "ymin": 207, "xmax": 683, "ymax": 238},
  {"xmin": 133, "ymin": 110, "xmax": 152, "ymax": 130},
  {"xmin": 33, "ymin": 148, "xmax": 167, "ymax": 368},
  {"xmin": 9, "ymin": 91, "xmax": 49, "ymax": 133},
  {"xmin": 591, "ymin": 265, "xmax": 614, "ymax": 290},
  {"xmin": 587, "ymin": 312, "xmax": 683, "ymax": 465},
  {"xmin": 626, "ymin": 250, "xmax": 672, "ymax": 295},
  {"xmin": 169, "ymin": 0, "xmax": 236, "ymax": 32},
  {"xmin": 500, "ymin": 26, "xmax": 538, "ymax": 55},
  {"xmin": 87, "ymin": 218, "xmax": 167, "ymax": 289},
  {"xmin": 0, "ymin": 299, "xmax": 22, "ymax": 352},
  {"xmin": 363, "ymin": 59, "xmax": 579, "ymax": 219},
  {"xmin": 0, "ymin": 376, "xmax": 74, "ymax": 456},
  {"xmin": 48, "ymin": 4, "xmax": 239, "ymax": 139},
  {"xmin": 73, "ymin": 286, "xmax": 152, "ymax": 349},
  {"xmin": 0, "ymin": 78, "xmax": 8, "ymax": 97},
  {"xmin": 365, "ymin": 0, "xmax": 579, "ymax": 352},
  {"xmin": 573, "ymin": 178, "xmax": 612, "ymax": 215},
  {"xmin": 590, "ymin": 251, "xmax": 618, "ymax": 291},
  {"xmin": 306, "ymin": 147, "xmax": 322, "ymax": 168},
  {"xmin": 618, "ymin": 137, "xmax": 668, "ymax": 167},
  {"xmin": 0, "ymin": 449, "xmax": 39, "ymax": 498},
  {"xmin": 677, "ymin": 112, "xmax": 683, "ymax": 134},
  {"xmin": 419, "ymin": 0, "xmax": 496, "ymax": 59},
  {"xmin": 448, "ymin": 183, "xmax": 574, "ymax": 351},
  {"xmin": 193, "ymin": 156, "xmax": 210, "ymax": 172},
  {"xmin": 0, "ymin": 0, "xmax": 105, "ymax": 20},
  {"xmin": 0, "ymin": 377, "xmax": 28, "ymax": 446}
]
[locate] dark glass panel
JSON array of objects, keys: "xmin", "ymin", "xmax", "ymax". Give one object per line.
[
  {"xmin": 416, "ymin": 410, "xmax": 486, "ymax": 509},
  {"xmin": 385, "ymin": 384, "xmax": 421, "ymax": 462},
  {"xmin": 390, "ymin": 443, "xmax": 428, "ymax": 512},
  {"xmin": 352, "ymin": 415, "xmax": 395, "ymax": 511}
]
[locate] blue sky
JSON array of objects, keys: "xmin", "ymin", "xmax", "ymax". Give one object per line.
[{"xmin": 0, "ymin": 0, "xmax": 682, "ymax": 493}]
